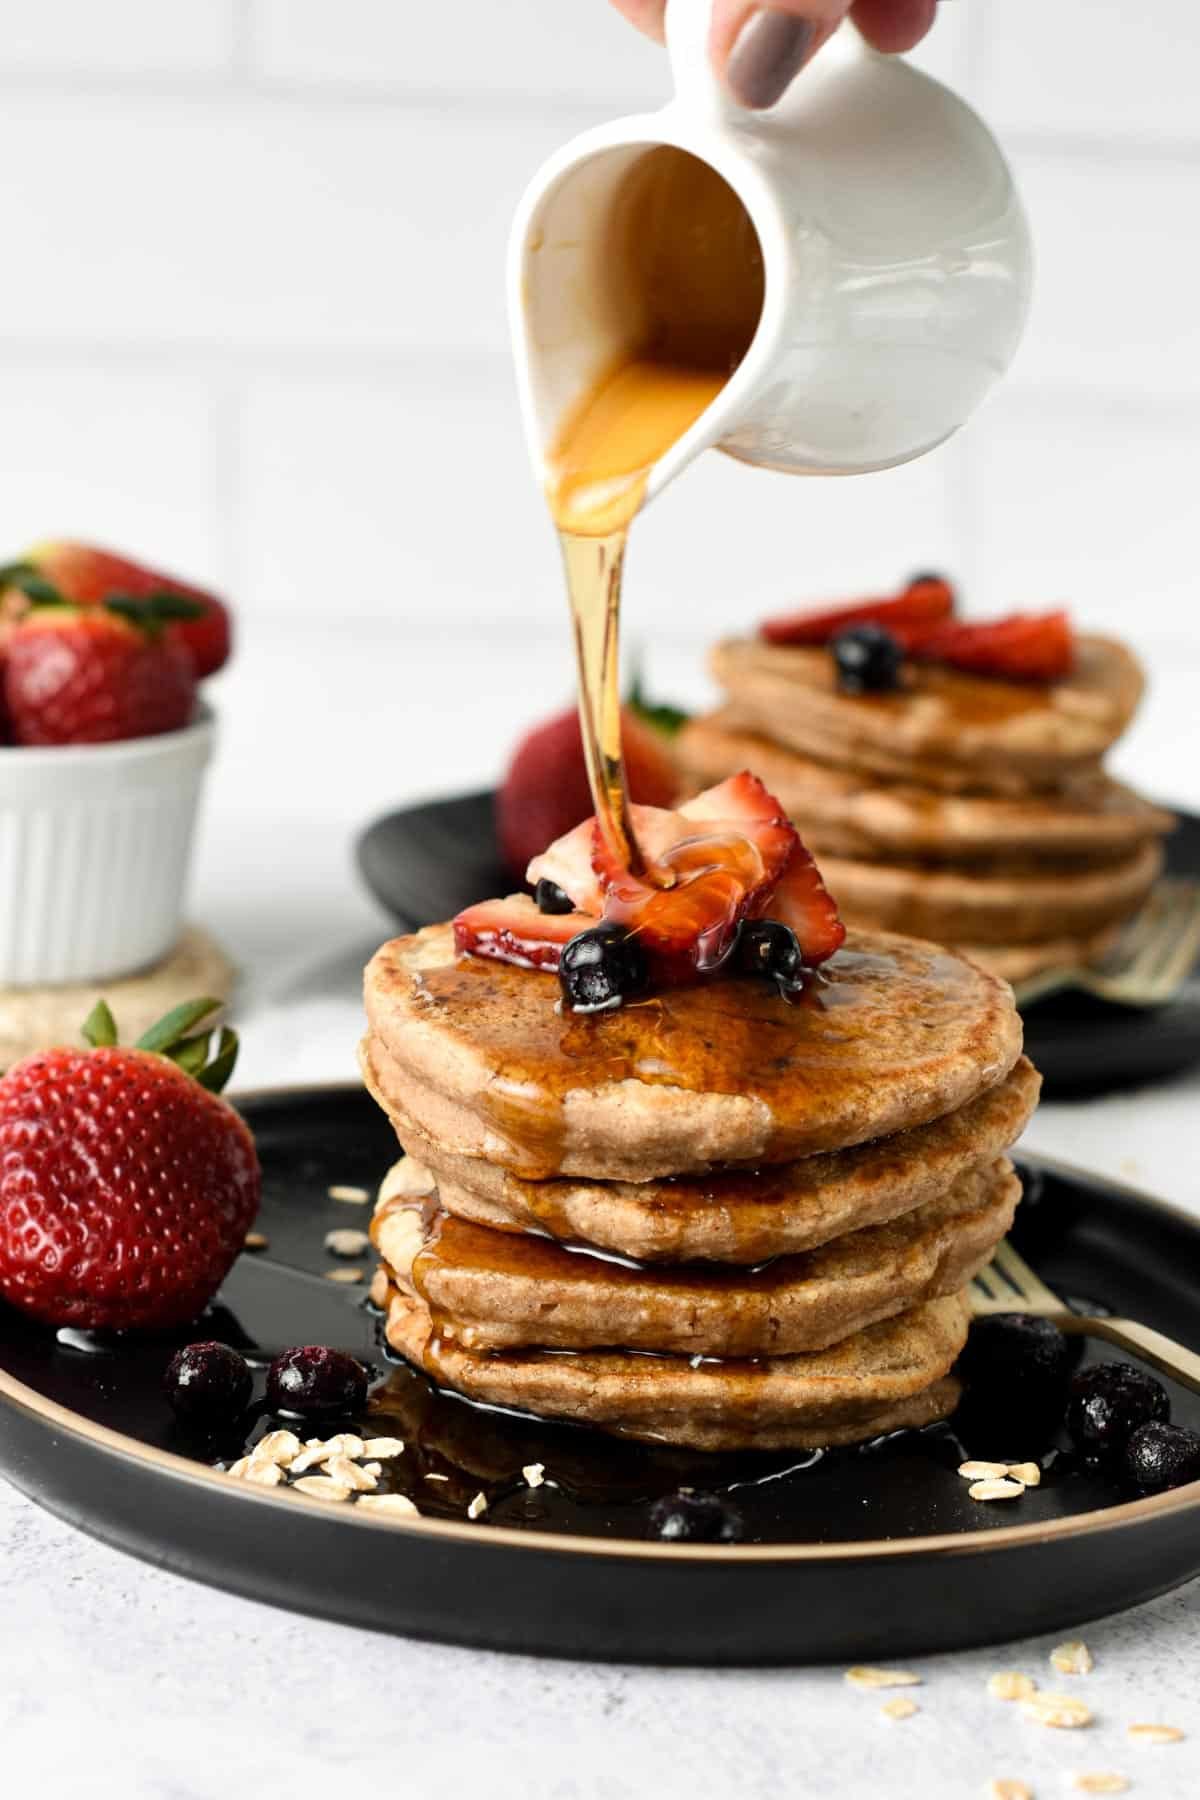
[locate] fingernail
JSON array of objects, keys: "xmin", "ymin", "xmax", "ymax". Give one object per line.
[{"xmin": 726, "ymin": 10, "xmax": 815, "ymax": 109}]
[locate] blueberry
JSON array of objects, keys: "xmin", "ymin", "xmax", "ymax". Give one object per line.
[
  {"xmin": 535, "ymin": 878, "xmax": 575, "ymax": 915},
  {"xmin": 907, "ymin": 570, "xmax": 952, "ymax": 591},
  {"xmin": 1067, "ymin": 1362, "xmax": 1170, "ymax": 1461},
  {"xmin": 959, "ymin": 1314, "xmax": 1075, "ymax": 1394},
  {"xmin": 832, "ymin": 625, "xmax": 903, "ymax": 695},
  {"xmin": 559, "ymin": 922, "xmax": 647, "ymax": 1013},
  {"xmin": 648, "ymin": 1489, "xmax": 743, "ymax": 1544},
  {"xmin": 955, "ymin": 1313, "xmax": 1076, "ymax": 1450},
  {"xmin": 165, "ymin": 1341, "xmax": 252, "ymax": 1427},
  {"xmin": 737, "ymin": 919, "xmax": 806, "ymax": 990},
  {"xmin": 266, "ymin": 1345, "xmax": 368, "ymax": 1419},
  {"xmin": 1123, "ymin": 1420, "xmax": 1200, "ymax": 1495}
]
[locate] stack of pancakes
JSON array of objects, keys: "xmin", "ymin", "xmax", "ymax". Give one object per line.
[
  {"xmin": 675, "ymin": 635, "xmax": 1174, "ymax": 985},
  {"xmin": 361, "ymin": 923, "xmax": 1039, "ymax": 1452}
]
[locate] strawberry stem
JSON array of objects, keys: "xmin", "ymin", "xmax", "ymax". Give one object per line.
[
  {"xmin": 196, "ymin": 1027, "xmax": 239, "ymax": 1094},
  {"xmin": 104, "ymin": 591, "xmax": 206, "ymax": 638},
  {"xmin": 135, "ymin": 997, "xmax": 224, "ymax": 1056},
  {"xmin": 81, "ymin": 999, "xmax": 119, "ymax": 1048},
  {"xmin": 0, "ymin": 563, "xmax": 66, "ymax": 605}
]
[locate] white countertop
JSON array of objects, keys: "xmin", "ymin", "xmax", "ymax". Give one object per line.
[{"xmin": 3, "ymin": 621, "xmax": 1199, "ymax": 1799}]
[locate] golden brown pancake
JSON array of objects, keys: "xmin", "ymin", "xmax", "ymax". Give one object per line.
[
  {"xmin": 817, "ymin": 840, "xmax": 1163, "ymax": 948},
  {"xmin": 362, "ymin": 925, "xmax": 1024, "ymax": 1181},
  {"xmin": 383, "ymin": 1283, "xmax": 969, "ymax": 1452},
  {"xmin": 373, "ymin": 1158, "xmax": 1017, "ymax": 1357},
  {"xmin": 963, "ymin": 927, "xmax": 1124, "ymax": 988},
  {"xmin": 709, "ymin": 634, "xmax": 1145, "ymax": 793},
  {"xmin": 675, "ymin": 710, "xmax": 1175, "ymax": 861},
  {"xmin": 372, "ymin": 1056, "xmax": 1039, "ymax": 1264}
]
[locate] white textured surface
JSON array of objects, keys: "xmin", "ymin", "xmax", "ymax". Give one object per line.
[{"xmin": 2, "ymin": 1, "xmax": 1200, "ymax": 1787}]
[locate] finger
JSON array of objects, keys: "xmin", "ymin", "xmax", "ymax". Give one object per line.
[
  {"xmin": 711, "ymin": 2, "xmax": 852, "ymax": 109},
  {"xmin": 608, "ymin": 0, "xmax": 667, "ymax": 43},
  {"xmin": 850, "ymin": 0, "xmax": 937, "ymax": 53}
]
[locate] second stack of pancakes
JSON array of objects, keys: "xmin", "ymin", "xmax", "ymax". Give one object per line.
[
  {"xmin": 676, "ymin": 631, "xmax": 1174, "ymax": 986},
  {"xmin": 361, "ymin": 922, "xmax": 1040, "ymax": 1452}
]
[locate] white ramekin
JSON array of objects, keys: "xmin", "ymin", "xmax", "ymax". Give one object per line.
[{"xmin": 0, "ymin": 704, "xmax": 216, "ymax": 986}]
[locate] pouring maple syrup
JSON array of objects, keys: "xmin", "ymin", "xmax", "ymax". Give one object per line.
[{"xmin": 543, "ymin": 148, "xmax": 764, "ymax": 879}]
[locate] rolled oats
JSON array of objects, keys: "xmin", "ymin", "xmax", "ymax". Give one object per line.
[
  {"xmin": 363, "ymin": 1437, "xmax": 405, "ymax": 1459},
  {"xmin": 324, "ymin": 1454, "xmax": 379, "ymax": 1492},
  {"xmin": 324, "ymin": 1228, "xmax": 370, "ymax": 1257},
  {"xmin": 291, "ymin": 1476, "xmax": 352, "ymax": 1503},
  {"xmin": 986, "ymin": 1782, "xmax": 1032, "ymax": 1800},
  {"xmin": 959, "ymin": 1461, "xmax": 1011, "ymax": 1480},
  {"xmin": 1126, "ymin": 1723, "xmax": 1183, "ymax": 1745},
  {"xmin": 242, "ymin": 1461, "xmax": 284, "ymax": 1488},
  {"xmin": 988, "ymin": 1672, "xmax": 1037, "ymax": 1702},
  {"xmin": 324, "ymin": 1266, "xmax": 364, "ymax": 1284},
  {"xmin": 252, "ymin": 1430, "xmax": 303, "ymax": 1466},
  {"xmin": 328, "ymin": 1184, "xmax": 370, "ymax": 1205},
  {"xmin": 969, "ymin": 1478, "xmax": 1026, "ymax": 1502},
  {"xmin": 845, "ymin": 1667, "xmax": 922, "ymax": 1691},
  {"xmin": 1021, "ymin": 1692, "xmax": 1092, "ymax": 1730},
  {"xmin": 357, "ymin": 1493, "xmax": 420, "ymax": 1518},
  {"xmin": 1008, "ymin": 1462, "xmax": 1042, "ymax": 1487},
  {"xmin": 467, "ymin": 1491, "xmax": 489, "ymax": 1520},
  {"xmin": 522, "ymin": 1463, "xmax": 546, "ymax": 1489},
  {"xmin": 880, "ymin": 1697, "xmax": 918, "ymax": 1721},
  {"xmin": 1070, "ymin": 1777, "xmax": 1127, "ymax": 1794},
  {"xmin": 1050, "ymin": 1641, "xmax": 1093, "ymax": 1676},
  {"xmin": 243, "ymin": 1231, "xmax": 269, "ymax": 1251}
]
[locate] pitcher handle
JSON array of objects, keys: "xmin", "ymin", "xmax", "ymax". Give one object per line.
[{"xmin": 666, "ymin": 0, "xmax": 739, "ymax": 122}]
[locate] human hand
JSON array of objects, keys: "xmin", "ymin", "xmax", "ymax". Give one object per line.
[{"xmin": 609, "ymin": 0, "xmax": 938, "ymax": 109}]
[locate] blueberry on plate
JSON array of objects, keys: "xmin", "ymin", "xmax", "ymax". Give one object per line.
[
  {"xmin": 831, "ymin": 625, "xmax": 903, "ymax": 695},
  {"xmin": 958, "ymin": 1313, "xmax": 1075, "ymax": 1395},
  {"xmin": 165, "ymin": 1341, "xmax": 253, "ymax": 1426},
  {"xmin": 266, "ymin": 1345, "xmax": 368, "ymax": 1419},
  {"xmin": 559, "ymin": 923, "xmax": 647, "ymax": 1013},
  {"xmin": 737, "ymin": 919, "xmax": 806, "ymax": 989},
  {"xmin": 535, "ymin": 878, "xmax": 575, "ymax": 915},
  {"xmin": 648, "ymin": 1489, "xmax": 743, "ymax": 1544},
  {"xmin": 1123, "ymin": 1420, "xmax": 1200, "ymax": 1494},
  {"xmin": 1066, "ymin": 1362, "xmax": 1170, "ymax": 1460}
]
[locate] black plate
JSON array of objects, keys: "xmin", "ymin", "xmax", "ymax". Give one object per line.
[
  {"xmin": 2, "ymin": 1083, "xmax": 1199, "ymax": 1664},
  {"xmin": 358, "ymin": 791, "xmax": 1200, "ymax": 1099}
]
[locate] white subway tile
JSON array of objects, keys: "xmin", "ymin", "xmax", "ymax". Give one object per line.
[
  {"xmin": 0, "ymin": 97, "xmax": 576, "ymax": 352},
  {"xmin": 1008, "ymin": 150, "xmax": 1200, "ymax": 396},
  {"xmin": 239, "ymin": 352, "xmax": 958, "ymax": 642},
  {"xmin": 0, "ymin": 0, "xmax": 237, "ymax": 77},
  {"xmin": 974, "ymin": 0, "xmax": 1200, "ymax": 145},
  {"xmin": 250, "ymin": 0, "xmax": 665, "ymax": 107},
  {"xmin": 0, "ymin": 362, "xmax": 224, "ymax": 583}
]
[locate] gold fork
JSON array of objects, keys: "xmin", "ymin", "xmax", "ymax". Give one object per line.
[
  {"xmin": 971, "ymin": 1238, "xmax": 1200, "ymax": 1395},
  {"xmin": 1013, "ymin": 879, "xmax": 1200, "ymax": 1008}
]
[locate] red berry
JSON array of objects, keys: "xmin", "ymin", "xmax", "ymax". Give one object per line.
[
  {"xmin": 4, "ymin": 541, "xmax": 232, "ymax": 678},
  {"xmin": 0, "ymin": 1037, "xmax": 260, "ymax": 1332},
  {"xmin": 497, "ymin": 705, "xmax": 678, "ymax": 879},
  {"xmin": 765, "ymin": 837, "xmax": 846, "ymax": 966},
  {"xmin": 4, "ymin": 607, "xmax": 197, "ymax": 745},
  {"xmin": 896, "ymin": 611, "xmax": 1075, "ymax": 683},
  {"xmin": 760, "ymin": 576, "xmax": 955, "ymax": 646}
]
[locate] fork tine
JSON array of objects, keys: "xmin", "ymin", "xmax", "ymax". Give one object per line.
[
  {"xmin": 991, "ymin": 1239, "xmax": 1061, "ymax": 1310},
  {"xmin": 970, "ymin": 1261, "xmax": 1016, "ymax": 1304}
]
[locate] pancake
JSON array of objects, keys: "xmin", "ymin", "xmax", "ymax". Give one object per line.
[
  {"xmin": 383, "ymin": 1283, "xmax": 969, "ymax": 1452},
  {"xmin": 956, "ymin": 926, "xmax": 1125, "ymax": 988},
  {"xmin": 709, "ymin": 634, "xmax": 1144, "ymax": 793},
  {"xmin": 362, "ymin": 925, "xmax": 1024, "ymax": 1181},
  {"xmin": 674, "ymin": 711, "xmax": 1175, "ymax": 861},
  {"xmin": 373, "ymin": 1158, "xmax": 1017, "ymax": 1357},
  {"xmin": 817, "ymin": 840, "xmax": 1163, "ymax": 948},
  {"xmin": 372, "ymin": 1056, "xmax": 1039, "ymax": 1264}
]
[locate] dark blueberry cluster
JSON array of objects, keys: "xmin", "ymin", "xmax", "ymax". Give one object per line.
[
  {"xmin": 648, "ymin": 1489, "xmax": 743, "ymax": 1544},
  {"xmin": 535, "ymin": 878, "xmax": 575, "ymax": 915},
  {"xmin": 266, "ymin": 1345, "xmax": 369, "ymax": 1419},
  {"xmin": 164, "ymin": 1340, "xmax": 253, "ymax": 1427},
  {"xmin": 832, "ymin": 625, "xmax": 903, "ymax": 695},
  {"xmin": 736, "ymin": 919, "xmax": 806, "ymax": 990},
  {"xmin": 1122, "ymin": 1420, "xmax": 1200, "ymax": 1494},
  {"xmin": 955, "ymin": 1313, "xmax": 1077, "ymax": 1448}
]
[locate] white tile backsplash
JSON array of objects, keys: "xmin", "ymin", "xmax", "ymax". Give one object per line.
[{"xmin": 0, "ymin": 0, "xmax": 1194, "ymax": 762}]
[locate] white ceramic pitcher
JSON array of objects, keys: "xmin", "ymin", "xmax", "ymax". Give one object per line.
[{"xmin": 509, "ymin": 0, "xmax": 1032, "ymax": 496}]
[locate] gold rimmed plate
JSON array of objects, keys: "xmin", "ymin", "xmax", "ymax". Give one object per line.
[{"xmin": 1, "ymin": 1083, "xmax": 1198, "ymax": 1664}]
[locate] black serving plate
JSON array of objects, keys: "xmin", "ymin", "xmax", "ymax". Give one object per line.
[
  {"xmin": 358, "ymin": 791, "xmax": 1200, "ymax": 1099},
  {"xmin": 2, "ymin": 1083, "xmax": 1199, "ymax": 1664}
]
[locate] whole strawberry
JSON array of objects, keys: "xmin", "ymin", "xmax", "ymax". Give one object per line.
[
  {"xmin": 1, "ymin": 541, "xmax": 232, "ymax": 678},
  {"xmin": 0, "ymin": 999, "xmax": 260, "ymax": 1332},
  {"xmin": 4, "ymin": 599, "xmax": 197, "ymax": 745}
]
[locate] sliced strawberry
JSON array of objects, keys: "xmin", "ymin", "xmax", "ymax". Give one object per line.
[
  {"xmin": 897, "ymin": 611, "xmax": 1074, "ymax": 682},
  {"xmin": 763, "ymin": 840, "xmax": 846, "ymax": 966},
  {"xmin": 452, "ymin": 895, "xmax": 591, "ymax": 971},
  {"xmin": 760, "ymin": 576, "xmax": 955, "ymax": 646},
  {"xmin": 527, "ymin": 804, "xmax": 694, "ymax": 917}
]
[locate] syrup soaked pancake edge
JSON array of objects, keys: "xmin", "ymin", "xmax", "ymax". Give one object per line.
[{"xmin": 362, "ymin": 924, "xmax": 1024, "ymax": 1180}]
